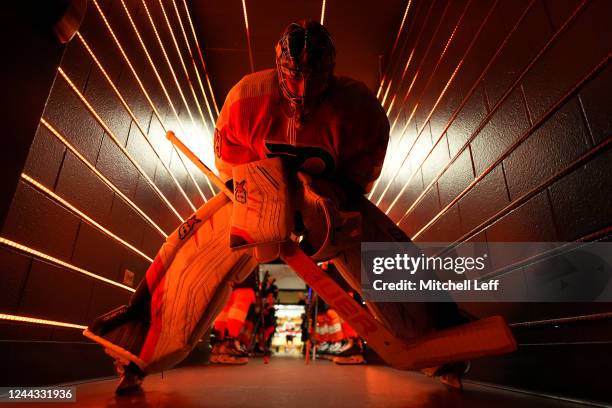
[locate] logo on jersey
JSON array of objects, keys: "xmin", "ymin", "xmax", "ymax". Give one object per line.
[
  {"xmin": 265, "ymin": 143, "xmax": 335, "ymax": 177},
  {"xmin": 235, "ymin": 180, "xmax": 247, "ymax": 204},
  {"xmin": 179, "ymin": 215, "xmax": 202, "ymax": 240},
  {"xmin": 214, "ymin": 129, "xmax": 223, "ymax": 158}
]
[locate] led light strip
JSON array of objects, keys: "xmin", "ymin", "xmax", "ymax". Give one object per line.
[
  {"xmin": 180, "ymin": 0, "xmax": 219, "ymax": 116},
  {"xmin": 0, "ymin": 237, "xmax": 136, "ymax": 292},
  {"xmin": 403, "ymin": 38, "xmax": 605, "ymax": 236},
  {"xmin": 370, "ymin": 0, "xmax": 467, "ymax": 202},
  {"xmin": 387, "ymin": 0, "xmax": 459, "ymax": 142},
  {"xmin": 58, "ymin": 68, "xmax": 186, "ymax": 221},
  {"xmin": 21, "ymin": 173, "xmax": 154, "ymax": 263},
  {"xmin": 91, "ymin": 0, "xmax": 210, "ymax": 200},
  {"xmin": 371, "ymin": 69, "xmax": 420, "ymax": 194},
  {"xmin": 381, "ymin": 79, "xmax": 393, "ymax": 107},
  {"xmin": 320, "ymin": 0, "xmax": 327, "ymax": 25},
  {"xmin": 156, "ymin": 0, "xmax": 210, "ymax": 132},
  {"xmin": 169, "ymin": 0, "xmax": 216, "ymax": 126},
  {"xmin": 376, "ymin": 0, "xmax": 413, "ymax": 99},
  {"xmin": 400, "ymin": 48, "xmax": 416, "ymax": 81},
  {"xmin": 40, "ymin": 117, "xmax": 169, "ymax": 238},
  {"xmin": 0, "ymin": 313, "xmax": 87, "ymax": 330},
  {"xmin": 241, "ymin": 0, "xmax": 255, "ymax": 72},
  {"xmin": 368, "ymin": 0, "xmax": 439, "ymax": 200},
  {"xmin": 389, "ymin": 72, "xmax": 419, "ymax": 134},
  {"xmin": 134, "ymin": 0, "xmax": 217, "ymax": 201},
  {"xmin": 380, "ymin": 68, "xmax": 460, "ymax": 211},
  {"xmin": 138, "ymin": 0, "xmax": 200, "ymax": 134},
  {"xmin": 386, "ymin": 96, "xmax": 396, "ymax": 117},
  {"xmin": 90, "ymin": 0, "xmax": 165, "ymax": 133},
  {"xmin": 76, "ymin": 32, "xmax": 202, "ymax": 207},
  {"xmin": 387, "ymin": 0, "xmax": 556, "ymax": 217}
]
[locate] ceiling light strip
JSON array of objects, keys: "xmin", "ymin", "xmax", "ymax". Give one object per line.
[
  {"xmin": 0, "ymin": 313, "xmax": 87, "ymax": 330},
  {"xmin": 0, "ymin": 237, "xmax": 136, "ymax": 292},
  {"xmin": 131, "ymin": 0, "xmax": 214, "ymax": 201},
  {"xmin": 320, "ymin": 0, "xmax": 327, "ymax": 25},
  {"xmin": 376, "ymin": 0, "xmax": 413, "ymax": 98},
  {"xmin": 169, "ymin": 0, "xmax": 216, "ymax": 126},
  {"xmin": 156, "ymin": 0, "xmax": 210, "ymax": 132},
  {"xmin": 385, "ymin": 96, "xmax": 396, "ymax": 118},
  {"xmin": 75, "ymin": 32, "xmax": 202, "ymax": 207},
  {"xmin": 90, "ymin": 0, "xmax": 165, "ymax": 134},
  {"xmin": 370, "ymin": 0, "xmax": 467, "ymax": 204},
  {"xmin": 21, "ymin": 173, "xmax": 154, "ymax": 263},
  {"xmin": 386, "ymin": 1, "xmax": 543, "ymax": 215},
  {"xmin": 58, "ymin": 68, "xmax": 186, "ymax": 222},
  {"xmin": 137, "ymin": 0, "xmax": 201, "ymax": 134},
  {"xmin": 241, "ymin": 0, "xmax": 255, "ymax": 72},
  {"xmin": 381, "ymin": 80, "xmax": 393, "ymax": 107},
  {"xmin": 180, "ymin": 0, "xmax": 219, "ymax": 116},
  {"xmin": 40, "ymin": 117, "xmax": 169, "ymax": 238},
  {"xmin": 91, "ymin": 0, "xmax": 209, "ymax": 201},
  {"xmin": 383, "ymin": 0, "xmax": 456, "ymax": 152},
  {"xmin": 368, "ymin": 2, "xmax": 439, "ymax": 199}
]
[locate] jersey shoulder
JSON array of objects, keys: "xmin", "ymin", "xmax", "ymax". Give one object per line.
[{"xmin": 225, "ymin": 69, "xmax": 278, "ymax": 106}]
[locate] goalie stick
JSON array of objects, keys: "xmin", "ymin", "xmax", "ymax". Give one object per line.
[{"xmin": 165, "ymin": 131, "xmax": 517, "ymax": 370}]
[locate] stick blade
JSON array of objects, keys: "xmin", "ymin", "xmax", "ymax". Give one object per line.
[{"xmin": 393, "ymin": 315, "xmax": 517, "ymax": 370}]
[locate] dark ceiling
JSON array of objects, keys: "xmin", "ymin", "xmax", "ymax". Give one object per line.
[{"xmin": 189, "ymin": 0, "xmax": 406, "ymax": 106}]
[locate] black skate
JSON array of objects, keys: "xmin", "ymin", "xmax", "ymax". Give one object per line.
[
  {"xmin": 332, "ymin": 338, "xmax": 365, "ymax": 365},
  {"xmin": 422, "ymin": 360, "xmax": 471, "ymax": 391}
]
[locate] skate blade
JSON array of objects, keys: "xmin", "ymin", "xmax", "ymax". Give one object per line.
[
  {"xmin": 439, "ymin": 374, "xmax": 463, "ymax": 391},
  {"xmin": 332, "ymin": 355, "xmax": 365, "ymax": 365},
  {"xmin": 83, "ymin": 329, "xmax": 147, "ymax": 371}
]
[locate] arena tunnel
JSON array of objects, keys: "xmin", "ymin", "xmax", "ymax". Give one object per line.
[{"xmin": 1, "ymin": 0, "xmax": 611, "ymax": 406}]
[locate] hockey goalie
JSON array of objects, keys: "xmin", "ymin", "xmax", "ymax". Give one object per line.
[{"xmin": 83, "ymin": 20, "xmax": 515, "ymax": 395}]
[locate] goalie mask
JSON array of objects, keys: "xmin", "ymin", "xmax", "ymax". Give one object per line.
[{"xmin": 275, "ymin": 20, "xmax": 335, "ymax": 126}]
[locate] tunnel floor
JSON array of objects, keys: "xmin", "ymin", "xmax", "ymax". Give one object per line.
[{"xmin": 28, "ymin": 357, "xmax": 587, "ymax": 408}]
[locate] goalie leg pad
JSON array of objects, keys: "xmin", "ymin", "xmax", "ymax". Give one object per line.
[{"xmin": 84, "ymin": 193, "xmax": 258, "ymax": 374}]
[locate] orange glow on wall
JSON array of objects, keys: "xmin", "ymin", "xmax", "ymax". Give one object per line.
[
  {"xmin": 137, "ymin": 0, "xmax": 200, "ymax": 133},
  {"xmin": 40, "ymin": 118, "xmax": 169, "ymax": 238},
  {"xmin": 21, "ymin": 173, "xmax": 154, "ymax": 263},
  {"xmin": 75, "ymin": 32, "xmax": 203, "ymax": 207},
  {"xmin": 58, "ymin": 68, "xmax": 188, "ymax": 221},
  {"xmin": 90, "ymin": 0, "xmax": 211, "ymax": 201}
]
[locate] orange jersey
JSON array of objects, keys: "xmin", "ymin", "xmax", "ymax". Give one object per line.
[{"xmin": 214, "ymin": 69, "xmax": 389, "ymax": 193}]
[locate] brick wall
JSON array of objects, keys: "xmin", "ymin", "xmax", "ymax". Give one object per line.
[
  {"xmin": 372, "ymin": 0, "xmax": 611, "ymax": 402},
  {"xmin": 0, "ymin": 0, "xmax": 217, "ymax": 386}
]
